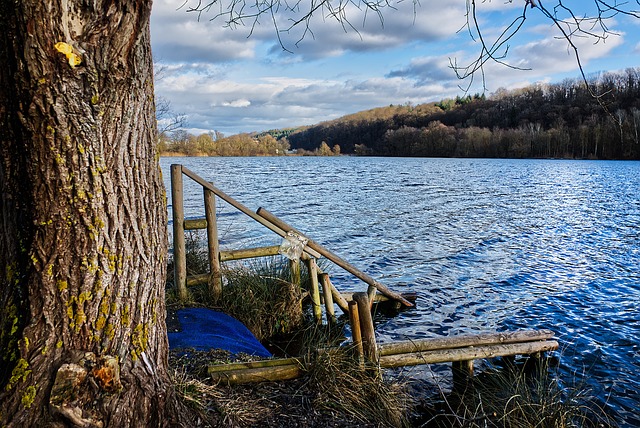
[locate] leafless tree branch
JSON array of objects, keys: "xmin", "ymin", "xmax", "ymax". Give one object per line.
[
  {"xmin": 453, "ymin": 0, "xmax": 639, "ymax": 96},
  {"xmin": 181, "ymin": 0, "xmax": 397, "ymax": 52},
  {"xmin": 156, "ymin": 96, "xmax": 188, "ymax": 137}
]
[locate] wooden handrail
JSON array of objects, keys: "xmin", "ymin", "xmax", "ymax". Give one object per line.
[
  {"xmin": 257, "ymin": 207, "xmax": 413, "ymax": 307},
  {"xmin": 180, "ymin": 166, "xmax": 321, "ymax": 259}
]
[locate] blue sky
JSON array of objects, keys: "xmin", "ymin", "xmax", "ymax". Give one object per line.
[{"xmin": 151, "ymin": 0, "xmax": 640, "ymax": 136}]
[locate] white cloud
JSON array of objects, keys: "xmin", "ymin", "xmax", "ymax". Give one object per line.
[
  {"xmin": 222, "ymin": 99, "xmax": 251, "ymax": 107},
  {"xmin": 156, "ymin": 66, "xmax": 462, "ymax": 134},
  {"xmin": 151, "ymin": 0, "xmax": 258, "ymax": 62},
  {"xmin": 150, "ymin": 1, "xmax": 636, "ymax": 135}
]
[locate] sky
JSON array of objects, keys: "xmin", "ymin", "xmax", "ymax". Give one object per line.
[{"xmin": 150, "ymin": 0, "xmax": 640, "ymax": 136}]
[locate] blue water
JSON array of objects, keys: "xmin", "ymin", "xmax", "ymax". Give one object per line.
[{"xmin": 161, "ymin": 157, "xmax": 640, "ymax": 425}]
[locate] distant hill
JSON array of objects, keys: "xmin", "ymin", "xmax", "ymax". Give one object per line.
[
  {"xmin": 255, "ymin": 127, "xmax": 303, "ymax": 140},
  {"xmin": 280, "ymin": 69, "xmax": 640, "ymax": 160}
]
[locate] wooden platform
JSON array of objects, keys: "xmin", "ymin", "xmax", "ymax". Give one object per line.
[
  {"xmin": 378, "ymin": 329, "xmax": 558, "ymax": 368},
  {"xmin": 206, "ymin": 329, "xmax": 558, "ymax": 385},
  {"xmin": 169, "ymin": 165, "xmax": 559, "ymax": 388}
]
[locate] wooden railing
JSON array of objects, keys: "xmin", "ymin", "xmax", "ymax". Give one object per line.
[
  {"xmin": 169, "ymin": 164, "xmax": 411, "ymax": 324},
  {"xmin": 169, "ymin": 164, "xmax": 558, "ymax": 385}
]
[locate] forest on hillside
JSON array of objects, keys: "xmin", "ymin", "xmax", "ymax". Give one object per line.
[{"xmin": 285, "ymin": 68, "xmax": 640, "ymax": 160}]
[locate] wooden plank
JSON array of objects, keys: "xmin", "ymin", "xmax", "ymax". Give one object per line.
[
  {"xmin": 256, "ymin": 208, "xmax": 412, "ymax": 307},
  {"xmin": 183, "ymin": 218, "xmax": 208, "ymax": 230},
  {"xmin": 209, "ymin": 364, "xmax": 302, "ymax": 385},
  {"xmin": 208, "ymin": 357, "xmax": 299, "ymax": 373},
  {"xmin": 379, "ymin": 340, "xmax": 559, "ymax": 368},
  {"xmin": 378, "ymin": 329, "xmax": 555, "ymax": 356},
  {"xmin": 328, "ymin": 279, "xmax": 349, "ymax": 314},
  {"xmin": 219, "ymin": 245, "xmax": 281, "ymax": 262},
  {"xmin": 180, "ymin": 167, "xmax": 321, "ymax": 259},
  {"xmin": 170, "ymin": 164, "xmax": 188, "ymax": 301},
  {"xmin": 186, "ymin": 273, "xmax": 209, "ymax": 287}
]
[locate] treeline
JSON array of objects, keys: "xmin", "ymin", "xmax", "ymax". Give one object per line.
[
  {"xmin": 159, "ymin": 130, "xmax": 290, "ymax": 157},
  {"xmin": 285, "ymin": 68, "xmax": 640, "ymax": 160}
]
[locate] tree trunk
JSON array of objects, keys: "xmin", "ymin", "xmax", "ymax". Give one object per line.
[{"xmin": 0, "ymin": 1, "xmax": 189, "ymax": 426}]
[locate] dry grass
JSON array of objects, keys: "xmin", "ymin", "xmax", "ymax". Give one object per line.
[
  {"xmin": 308, "ymin": 349, "xmax": 412, "ymax": 427},
  {"xmin": 166, "ymin": 233, "xmax": 613, "ymax": 427},
  {"xmin": 171, "ymin": 367, "xmax": 275, "ymax": 427},
  {"xmin": 216, "ymin": 258, "xmax": 305, "ymax": 341},
  {"xmin": 299, "ymin": 325, "xmax": 414, "ymax": 428},
  {"xmin": 419, "ymin": 357, "xmax": 615, "ymax": 428}
]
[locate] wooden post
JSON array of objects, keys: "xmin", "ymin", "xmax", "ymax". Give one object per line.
[
  {"xmin": 527, "ymin": 351, "xmax": 544, "ymax": 375},
  {"xmin": 170, "ymin": 164, "xmax": 188, "ymax": 301},
  {"xmin": 353, "ymin": 292, "xmax": 378, "ymax": 363},
  {"xmin": 204, "ymin": 188, "xmax": 222, "ymax": 300},
  {"xmin": 299, "ymin": 255, "xmax": 348, "ymax": 314},
  {"xmin": 452, "ymin": 360, "xmax": 474, "ymax": 392},
  {"xmin": 348, "ymin": 300, "xmax": 364, "ymax": 364},
  {"xmin": 305, "ymin": 258, "xmax": 322, "ymax": 324},
  {"xmin": 319, "ymin": 273, "xmax": 336, "ymax": 324},
  {"xmin": 289, "ymin": 259, "xmax": 301, "ymax": 286},
  {"xmin": 367, "ymin": 285, "xmax": 377, "ymax": 309}
]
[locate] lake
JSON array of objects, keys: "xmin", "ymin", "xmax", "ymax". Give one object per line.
[{"xmin": 161, "ymin": 156, "xmax": 640, "ymax": 425}]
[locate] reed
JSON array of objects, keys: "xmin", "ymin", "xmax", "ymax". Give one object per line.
[{"xmin": 417, "ymin": 356, "xmax": 614, "ymax": 428}]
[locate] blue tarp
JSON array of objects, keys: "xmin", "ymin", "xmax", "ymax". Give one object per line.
[{"xmin": 168, "ymin": 308, "xmax": 272, "ymax": 358}]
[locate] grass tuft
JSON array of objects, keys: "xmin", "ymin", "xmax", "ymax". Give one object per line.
[
  {"xmin": 217, "ymin": 257, "xmax": 305, "ymax": 341},
  {"xmin": 300, "ymin": 325, "xmax": 414, "ymax": 428},
  {"xmin": 419, "ymin": 356, "xmax": 615, "ymax": 427}
]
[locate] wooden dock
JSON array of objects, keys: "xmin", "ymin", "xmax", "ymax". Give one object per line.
[{"xmin": 169, "ymin": 164, "xmax": 559, "ymax": 386}]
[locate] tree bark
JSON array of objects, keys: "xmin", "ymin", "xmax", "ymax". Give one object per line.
[{"xmin": 0, "ymin": 1, "xmax": 189, "ymax": 426}]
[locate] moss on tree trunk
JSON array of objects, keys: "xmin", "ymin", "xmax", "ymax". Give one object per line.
[{"xmin": 0, "ymin": 1, "xmax": 192, "ymax": 425}]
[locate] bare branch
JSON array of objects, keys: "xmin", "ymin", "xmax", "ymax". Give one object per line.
[
  {"xmin": 453, "ymin": 0, "xmax": 639, "ymax": 99},
  {"xmin": 155, "ymin": 95, "xmax": 188, "ymax": 137},
  {"xmin": 452, "ymin": 1, "xmax": 532, "ymax": 89},
  {"xmin": 180, "ymin": 0, "xmax": 396, "ymax": 51}
]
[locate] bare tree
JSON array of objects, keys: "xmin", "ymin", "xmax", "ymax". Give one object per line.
[
  {"xmin": 156, "ymin": 95, "xmax": 188, "ymax": 138},
  {"xmin": 154, "ymin": 64, "xmax": 187, "ymax": 138}
]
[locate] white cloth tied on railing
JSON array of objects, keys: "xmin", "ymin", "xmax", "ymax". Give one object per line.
[{"xmin": 278, "ymin": 231, "xmax": 309, "ymax": 261}]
